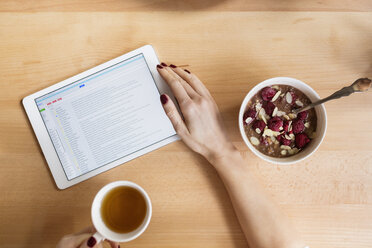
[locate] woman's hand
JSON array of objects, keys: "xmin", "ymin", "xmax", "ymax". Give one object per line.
[
  {"xmin": 157, "ymin": 63, "xmax": 236, "ymax": 163},
  {"xmin": 56, "ymin": 226, "xmax": 119, "ymax": 248},
  {"xmin": 158, "ymin": 63, "xmax": 306, "ymax": 248}
]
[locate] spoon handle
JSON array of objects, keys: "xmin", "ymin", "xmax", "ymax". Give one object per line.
[{"xmin": 294, "ymin": 85, "xmax": 355, "ymax": 114}]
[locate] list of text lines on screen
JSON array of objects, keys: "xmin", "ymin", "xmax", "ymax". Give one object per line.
[{"xmin": 35, "ymin": 54, "xmax": 175, "ymax": 180}]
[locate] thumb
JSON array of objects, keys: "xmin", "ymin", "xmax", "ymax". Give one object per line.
[
  {"xmin": 160, "ymin": 94, "xmax": 189, "ymax": 138},
  {"xmin": 79, "ymin": 235, "xmax": 101, "ymax": 248},
  {"xmin": 160, "ymin": 94, "xmax": 201, "ymax": 153}
]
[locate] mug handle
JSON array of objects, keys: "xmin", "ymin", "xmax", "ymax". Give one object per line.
[{"xmin": 92, "ymin": 232, "xmax": 105, "ymax": 244}]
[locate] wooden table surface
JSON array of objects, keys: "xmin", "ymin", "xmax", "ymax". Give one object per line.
[{"xmin": 1, "ymin": 1, "xmax": 372, "ymax": 247}]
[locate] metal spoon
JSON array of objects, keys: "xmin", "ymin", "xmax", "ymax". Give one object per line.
[{"xmin": 293, "ymin": 78, "xmax": 372, "ymax": 114}]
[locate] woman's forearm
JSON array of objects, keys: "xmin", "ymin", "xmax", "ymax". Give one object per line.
[
  {"xmin": 155, "ymin": 64, "xmax": 305, "ymax": 248},
  {"xmin": 209, "ymin": 149, "xmax": 306, "ymax": 248}
]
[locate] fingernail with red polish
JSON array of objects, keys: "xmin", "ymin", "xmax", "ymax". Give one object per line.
[
  {"xmin": 157, "ymin": 64, "xmax": 163, "ymax": 69},
  {"xmin": 161, "ymin": 62, "xmax": 167, "ymax": 66},
  {"xmin": 184, "ymin": 69, "xmax": 191, "ymax": 74},
  {"xmin": 170, "ymin": 64, "xmax": 177, "ymax": 68},
  {"xmin": 87, "ymin": 236, "xmax": 96, "ymax": 247},
  {"xmin": 160, "ymin": 94, "xmax": 168, "ymax": 104}
]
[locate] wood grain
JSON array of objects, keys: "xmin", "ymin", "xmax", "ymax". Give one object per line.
[
  {"xmin": 0, "ymin": 0, "xmax": 372, "ymax": 12},
  {"xmin": 0, "ymin": 11, "xmax": 372, "ymax": 248}
]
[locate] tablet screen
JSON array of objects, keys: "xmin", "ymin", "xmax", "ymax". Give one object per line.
[{"xmin": 35, "ymin": 54, "xmax": 175, "ymax": 180}]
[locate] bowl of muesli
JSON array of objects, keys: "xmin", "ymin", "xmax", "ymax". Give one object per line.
[{"xmin": 239, "ymin": 77, "xmax": 327, "ymax": 164}]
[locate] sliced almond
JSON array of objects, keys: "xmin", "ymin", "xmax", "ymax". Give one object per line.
[
  {"xmin": 281, "ymin": 150, "xmax": 287, "ymax": 156},
  {"xmin": 250, "ymin": 137, "xmax": 260, "ymax": 146},
  {"xmin": 280, "ymin": 145, "xmax": 291, "ymax": 150},
  {"xmin": 263, "ymin": 128, "xmax": 281, "ymax": 137},
  {"xmin": 288, "ymin": 113, "xmax": 297, "ymax": 119},
  {"xmin": 273, "ymin": 131, "xmax": 281, "ymax": 137},
  {"xmin": 255, "ymin": 102, "xmax": 262, "ymax": 113},
  {"xmin": 285, "ymin": 92, "xmax": 293, "ymax": 104},
  {"xmin": 245, "ymin": 117, "xmax": 253, "ymax": 124},
  {"xmin": 285, "ymin": 134, "xmax": 291, "ymax": 140},
  {"xmin": 276, "ymin": 110, "xmax": 286, "ymax": 117},
  {"xmin": 259, "ymin": 108, "xmax": 266, "ymax": 117},
  {"xmin": 288, "ymin": 121, "xmax": 292, "ymax": 131},
  {"xmin": 263, "ymin": 128, "xmax": 274, "ymax": 137},
  {"xmin": 289, "ymin": 133, "xmax": 295, "ymax": 140},
  {"xmin": 258, "ymin": 108, "xmax": 267, "ymax": 124},
  {"xmin": 295, "ymin": 100, "xmax": 304, "ymax": 107},
  {"xmin": 283, "ymin": 114, "xmax": 290, "ymax": 120},
  {"xmin": 255, "ymin": 128, "xmax": 261, "ymax": 134},
  {"xmin": 274, "ymin": 140, "xmax": 279, "ymax": 145},
  {"xmin": 288, "ymin": 149, "xmax": 295, "ymax": 155},
  {"xmin": 279, "ymin": 126, "xmax": 283, "ymax": 131},
  {"xmin": 304, "ymin": 122, "xmax": 310, "ymax": 128},
  {"xmin": 270, "ymin": 136, "xmax": 276, "ymax": 142},
  {"xmin": 292, "ymin": 148, "xmax": 299, "ymax": 154},
  {"xmin": 271, "ymin": 91, "xmax": 281, "ymax": 102},
  {"xmin": 272, "ymin": 107, "xmax": 278, "ymax": 117},
  {"xmin": 272, "ymin": 85, "xmax": 280, "ymax": 90},
  {"xmin": 261, "ymin": 115, "xmax": 267, "ymax": 124},
  {"xmin": 280, "ymin": 93, "xmax": 285, "ymax": 97}
]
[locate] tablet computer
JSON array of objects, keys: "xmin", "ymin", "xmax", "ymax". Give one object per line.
[{"xmin": 23, "ymin": 45, "xmax": 179, "ymax": 189}]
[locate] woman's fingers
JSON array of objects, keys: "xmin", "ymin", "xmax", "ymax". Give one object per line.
[
  {"xmin": 76, "ymin": 235, "xmax": 118, "ymax": 248},
  {"xmin": 57, "ymin": 227, "xmax": 118, "ymax": 248},
  {"xmin": 161, "ymin": 64, "xmax": 199, "ymax": 98},
  {"xmin": 160, "ymin": 94, "xmax": 202, "ymax": 154},
  {"xmin": 157, "ymin": 65, "xmax": 191, "ymax": 105},
  {"xmin": 78, "ymin": 235, "xmax": 98, "ymax": 248},
  {"xmin": 169, "ymin": 65, "xmax": 211, "ymax": 97},
  {"xmin": 57, "ymin": 233, "xmax": 91, "ymax": 248},
  {"xmin": 160, "ymin": 94, "xmax": 189, "ymax": 137},
  {"xmin": 106, "ymin": 240, "xmax": 120, "ymax": 248}
]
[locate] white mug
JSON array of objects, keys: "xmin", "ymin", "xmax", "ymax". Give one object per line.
[{"xmin": 91, "ymin": 181, "xmax": 152, "ymax": 243}]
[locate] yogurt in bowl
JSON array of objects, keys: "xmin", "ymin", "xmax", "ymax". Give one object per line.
[{"xmin": 238, "ymin": 77, "xmax": 327, "ymax": 165}]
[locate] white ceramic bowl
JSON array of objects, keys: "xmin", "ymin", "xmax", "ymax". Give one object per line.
[{"xmin": 239, "ymin": 77, "xmax": 327, "ymax": 165}]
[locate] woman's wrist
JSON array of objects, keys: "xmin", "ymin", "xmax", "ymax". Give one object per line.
[{"xmin": 206, "ymin": 143, "xmax": 242, "ymax": 169}]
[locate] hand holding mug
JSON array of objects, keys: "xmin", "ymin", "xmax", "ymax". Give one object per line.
[
  {"xmin": 90, "ymin": 181, "xmax": 152, "ymax": 244},
  {"xmin": 56, "ymin": 226, "xmax": 119, "ymax": 248},
  {"xmin": 57, "ymin": 181, "xmax": 151, "ymax": 248}
]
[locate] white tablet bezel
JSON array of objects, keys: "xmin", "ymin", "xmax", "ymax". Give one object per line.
[{"xmin": 23, "ymin": 45, "xmax": 180, "ymax": 189}]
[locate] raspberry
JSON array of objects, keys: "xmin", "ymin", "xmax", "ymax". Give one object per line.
[
  {"xmin": 267, "ymin": 117, "xmax": 283, "ymax": 131},
  {"xmin": 277, "ymin": 134, "xmax": 291, "ymax": 146},
  {"xmin": 282, "ymin": 137, "xmax": 291, "ymax": 146},
  {"xmin": 263, "ymin": 101, "xmax": 276, "ymax": 116},
  {"xmin": 289, "ymin": 91, "xmax": 297, "ymax": 103},
  {"xmin": 252, "ymin": 120, "xmax": 266, "ymax": 133},
  {"xmin": 243, "ymin": 109, "xmax": 256, "ymax": 125},
  {"xmin": 295, "ymin": 133, "xmax": 310, "ymax": 149},
  {"xmin": 292, "ymin": 119, "xmax": 305, "ymax": 134},
  {"xmin": 261, "ymin": 87, "xmax": 277, "ymax": 101},
  {"xmin": 297, "ymin": 111, "xmax": 308, "ymax": 121}
]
